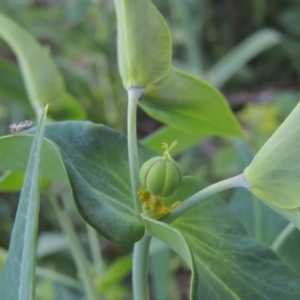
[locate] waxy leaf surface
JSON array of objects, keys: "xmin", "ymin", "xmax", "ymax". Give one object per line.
[
  {"xmin": 0, "ymin": 122, "xmax": 155, "ymax": 243},
  {"xmin": 142, "ymin": 178, "xmax": 300, "ymax": 299},
  {"xmin": 41, "ymin": 122, "xmax": 154, "ymax": 243},
  {"xmin": 113, "ymin": 1, "xmax": 243, "ymax": 139}
]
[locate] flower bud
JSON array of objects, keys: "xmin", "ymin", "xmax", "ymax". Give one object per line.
[{"xmin": 139, "ymin": 141, "xmax": 183, "ymax": 197}]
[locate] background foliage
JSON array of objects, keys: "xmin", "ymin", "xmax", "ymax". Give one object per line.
[{"xmin": 0, "ymin": 0, "xmax": 300, "ymax": 299}]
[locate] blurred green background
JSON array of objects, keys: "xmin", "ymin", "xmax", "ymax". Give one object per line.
[{"xmin": 0, "ymin": 0, "xmax": 299, "ymax": 299}]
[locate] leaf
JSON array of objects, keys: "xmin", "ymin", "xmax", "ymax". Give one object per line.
[
  {"xmin": 0, "ymin": 135, "xmax": 68, "ymax": 184},
  {"xmin": 0, "ymin": 122, "xmax": 154, "ymax": 243},
  {"xmin": 245, "ymin": 101, "xmax": 300, "ymax": 209},
  {"xmin": 0, "ymin": 171, "xmax": 51, "ymax": 192},
  {"xmin": 113, "ymin": 0, "xmax": 171, "ymax": 87},
  {"xmin": 208, "ymin": 29, "xmax": 282, "ymax": 87},
  {"xmin": 0, "ymin": 12, "xmax": 61, "ymax": 107},
  {"xmin": 113, "ymin": 1, "xmax": 243, "ymax": 138},
  {"xmin": 140, "ymin": 67, "xmax": 244, "ymax": 137},
  {"xmin": 0, "ymin": 12, "xmax": 86, "ymax": 119},
  {"xmin": 141, "ymin": 125, "xmax": 206, "ymax": 155},
  {"xmin": 0, "ymin": 106, "xmax": 48, "ymax": 300},
  {"xmin": 43, "ymin": 122, "xmax": 154, "ymax": 243},
  {"xmin": 231, "ymin": 139, "xmax": 300, "ymax": 275},
  {"xmin": 230, "ymin": 139, "xmax": 288, "ymax": 245},
  {"xmin": 142, "ymin": 179, "xmax": 300, "ymax": 299}
]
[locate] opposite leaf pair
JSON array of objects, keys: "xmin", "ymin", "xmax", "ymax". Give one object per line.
[{"xmin": 114, "ymin": 0, "xmax": 244, "ymax": 139}]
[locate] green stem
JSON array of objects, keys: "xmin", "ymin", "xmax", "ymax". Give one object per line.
[
  {"xmin": 163, "ymin": 174, "xmax": 249, "ymax": 224},
  {"xmin": 271, "ymin": 223, "xmax": 296, "ymax": 252},
  {"xmin": 132, "ymin": 234, "xmax": 152, "ymax": 300},
  {"xmin": 86, "ymin": 224, "xmax": 105, "ymax": 277},
  {"xmin": 50, "ymin": 196, "xmax": 99, "ymax": 300},
  {"xmin": 127, "ymin": 87, "xmax": 151, "ymax": 299},
  {"xmin": 127, "ymin": 86, "xmax": 144, "ymax": 215}
]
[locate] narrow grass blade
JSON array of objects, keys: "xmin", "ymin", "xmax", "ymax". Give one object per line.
[{"xmin": 0, "ymin": 105, "xmax": 48, "ymax": 299}]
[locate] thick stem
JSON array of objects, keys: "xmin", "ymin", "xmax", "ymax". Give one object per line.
[
  {"xmin": 163, "ymin": 174, "xmax": 250, "ymax": 224},
  {"xmin": 132, "ymin": 234, "xmax": 152, "ymax": 300},
  {"xmin": 127, "ymin": 86, "xmax": 151, "ymax": 299},
  {"xmin": 271, "ymin": 223, "xmax": 296, "ymax": 252},
  {"xmin": 127, "ymin": 86, "xmax": 145, "ymax": 215}
]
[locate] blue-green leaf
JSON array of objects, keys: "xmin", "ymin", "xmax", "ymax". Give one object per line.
[
  {"xmin": 0, "ymin": 122, "xmax": 155, "ymax": 243},
  {"xmin": 142, "ymin": 177, "xmax": 300, "ymax": 299},
  {"xmin": 230, "ymin": 139, "xmax": 288, "ymax": 245}
]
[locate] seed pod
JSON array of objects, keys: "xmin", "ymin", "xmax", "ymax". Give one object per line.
[{"xmin": 139, "ymin": 141, "xmax": 182, "ymax": 197}]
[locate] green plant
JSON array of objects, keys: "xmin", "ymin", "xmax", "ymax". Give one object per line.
[{"xmin": 1, "ymin": 1, "xmax": 300, "ymax": 300}]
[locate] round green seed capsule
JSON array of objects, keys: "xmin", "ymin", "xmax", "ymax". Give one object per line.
[{"xmin": 139, "ymin": 156, "xmax": 183, "ymax": 197}]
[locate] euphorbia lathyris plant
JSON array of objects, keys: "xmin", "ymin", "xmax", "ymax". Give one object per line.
[{"xmin": 1, "ymin": 1, "xmax": 300, "ymax": 299}]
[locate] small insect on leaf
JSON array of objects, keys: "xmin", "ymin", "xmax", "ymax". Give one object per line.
[{"xmin": 10, "ymin": 120, "xmax": 33, "ymax": 134}]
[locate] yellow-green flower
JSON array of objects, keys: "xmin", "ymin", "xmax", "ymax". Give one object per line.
[{"xmin": 244, "ymin": 101, "xmax": 300, "ymax": 228}]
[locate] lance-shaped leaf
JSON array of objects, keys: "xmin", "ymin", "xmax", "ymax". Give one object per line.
[
  {"xmin": 140, "ymin": 67, "xmax": 244, "ymax": 136},
  {"xmin": 142, "ymin": 177, "xmax": 300, "ymax": 299},
  {"xmin": 244, "ymin": 101, "xmax": 300, "ymax": 228},
  {"xmin": 0, "ymin": 12, "xmax": 85, "ymax": 119},
  {"xmin": 0, "ymin": 106, "xmax": 48, "ymax": 300},
  {"xmin": 113, "ymin": 0, "xmax": 171, "ymax": 88}
]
